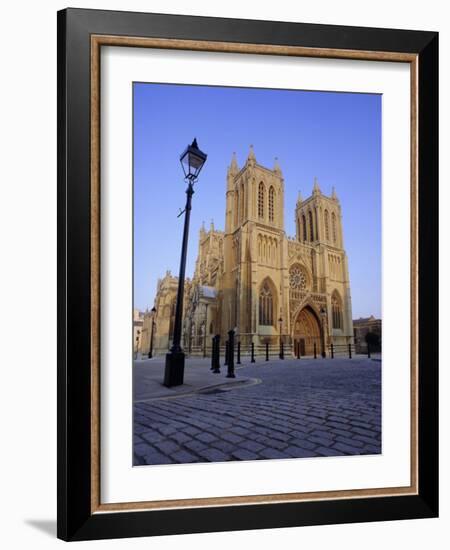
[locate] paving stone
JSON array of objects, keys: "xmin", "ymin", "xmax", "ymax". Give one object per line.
[
  {"xmin": 184, "ymin": 439, "xmax": 208, "ymax": 453},
  {"xmin": 327, "ymin": 420, "xmax": 351, "ymax": 431},
  {"xmin": 259, "ymin": 448, "xmax": 288, "ymax": 459},
  {"xmin": 210, "ymin": 439, "xmax": 237, "ymax": 453},
  {"xmin": 350, "ymin": 420, "xmax": 375, "ymax": 430},
  {"xmin": 254, "ymin": 436, "xmax": 289, "ymax": 450},
  {"xmin": 309, "ymin": 429, "xmax": 334, "ymax": 439},
  {"xmin": 230, "ymin": 426, "xmax": 251, "ymax": 436},
  {"xmin": 284, "ymin": 445, "xmax": 318, "ymax": 458},
  {"xmin": 315, "ymin": 446, "xmax": 345, "ymax": 457},
  {"xmin": 140, "ymin": 430, "xmax": 166, "ymax": 444},
  {"xmin": 142, "ymin": 450, "xmax": 174, "ymax": 465},
  {"xmin": 154, "ymin": 440, "xmax": 181, "ymax": 455},
  {"xmin": 195, "ymin": 432, "xmax": 217, "ymax": 443},
  {"xmin": 307, "ymin": 435, "xmax": 334, "ymax": 447},
  {"xmin": 197, "ymin": 448, "xmax": 230, "ymax": 462},
  {"xmin": 335, "ymin": 435, "xmax": 364, "ymax": 448},
  {"xmin": 157, "ymin": 425, "xmax": 178, "ymax": 436},
  {"xmin": 333, "ymin": 442, "xmax": 365, "ymax": 455},
  {"xmin": 171, "ymin": 450, "xmax": 198, "ymax": 463},
  {"xmin": 361, "ymin": 444, "xmax": 381, "ymax": 454},
  {"xmin": 238, "ymin": 440, "xmax": 266, "ymax": 453},
  {"xmin": 169, "ymin": 432, "xmax": 192, "ymax": 445},
  {"xmin": 183, "ymin": 426, "xmax": 201, "ymax": 436},
  {"xmin": 231, "ymin": 449, "xmax": 260, "ymax": 461},
  {"xmin": 353, "ymin": 434, "xmax": 381, "ymax": 447},
  {"xmin": 328, "ymin": 428, "xmax": 354, "ymax": 438},
  {"xmin": 221, "ymin": 432, "xmax": 244, "ymax": 444},
  {"xmin": 350, "ymin": 426, "xmax": 379, "ymax": 438},
  {"xmin": 327, "ymin": 415, "xmax": 350, "ymax": 423},
  {"xmin": 293, "ymin": 439, "xmax": 317, "ymax": 451},
  {"xmin": 133, "ymin": 442, "xmax": 153, "ymax": 457}
]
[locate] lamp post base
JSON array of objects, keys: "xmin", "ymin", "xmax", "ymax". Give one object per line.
[{"xmin": 164, "ymin": 351, "xmax": 185, "ymax": 387}]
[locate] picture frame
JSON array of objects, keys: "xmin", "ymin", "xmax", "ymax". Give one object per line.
[{"xmin": 57, "ymin": 7, "xmax": 438, "ymax": 541}]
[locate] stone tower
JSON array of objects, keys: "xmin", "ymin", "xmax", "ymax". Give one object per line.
[
  {"xmin": 292, "ymin": 179, "xmax": 353, "ymax": 352},
  {"xmin": 222, "ymin": 146, "xmax": 287, "ymax": 347}
]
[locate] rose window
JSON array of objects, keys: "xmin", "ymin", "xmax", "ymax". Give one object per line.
[{"xmin": 289, "ymin": 266, "xmax": 307, "ymax": 290}]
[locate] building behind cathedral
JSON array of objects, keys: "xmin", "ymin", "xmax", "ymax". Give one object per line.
[{"xmin": 143, "ymin": 146, "xmax": 354, "ymax": 357}]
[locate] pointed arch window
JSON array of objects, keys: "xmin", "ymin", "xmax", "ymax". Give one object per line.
[
  {"xmin": 259, "ymin": 282, "xmax": 274, "ymax": 326},
  {"xmin": 332, "ymin": 212, "xmax": 337, "ymax": 244},
  {"xmin": 302, "ymin": 214, "xmax": 307, "ymax": 241},
  {"xmin": 324, "ymin": 209, "xmax": 330, "ymax": 241},
  {"xmin": 258, "ymin": 182, "xmax": 265, "ymax": 219},
  {"xmin": 331, "ymin": 292, "xmax": 343, "ymax": 329},
  {"xmin": 268, "ymin": 186, "xmax": 275, "ymax": 222},
  {"xmin": 308, "ymin": 210, "xmax": 314, "ymax": 241}
]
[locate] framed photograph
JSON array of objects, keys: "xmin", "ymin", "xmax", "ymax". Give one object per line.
[{"xmin": 57, "ymin": 8, "xmax": 438, "ymax": 541}]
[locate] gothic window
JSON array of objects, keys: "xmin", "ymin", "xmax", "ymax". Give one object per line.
[
  {"xmin": 234, "ymin": 191, "xmax": 239, "ymax": 227},
  {"xmin": 332, "ymin": 212, "xmax": 337, "ymax": 244},
  {"xmin": 240, "ymin": 182, "xmax": 245, "ymax": 222},
  {"xmin": 324, "ymin": 209, "xmax": 330, "ymax": 241},
  {"xmin": 258, "ymin": 182, "xmax": 265, "ymax": 219},
  {"xmin": 302, "ymin": 214, "xmax": 307, "ymax": 241},
  {"xmin": 268, "ymin": 186, "xmax": 275, "ymax": 222},
  {"xmin": 331, "ymin": 291, "xmax": 343, "ymax": 329},
  {"xmin": 259, "ymin": 282, "xmax": 274, "ymax": 326},
  {"xmin": 289, "ymin": 265, "xmax": 308, "ymax": 290},
  {"xmin": 308, "ymin": 210, "xmax": 314, "ymax": 241}
]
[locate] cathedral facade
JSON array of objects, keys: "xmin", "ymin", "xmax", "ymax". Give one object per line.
[{"xmin": 150, "ymin": 146, "xmax": 353, "ymax": 357}]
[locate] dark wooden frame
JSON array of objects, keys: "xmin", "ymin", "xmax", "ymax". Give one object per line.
[{"xmin": 57, "ymin": 7, "xmax": 438, "ymax": 541}]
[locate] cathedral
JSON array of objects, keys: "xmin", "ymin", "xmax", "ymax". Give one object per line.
[{"xmin": 149, "ymin": 146, "xmax": 353, "ymax": 357}]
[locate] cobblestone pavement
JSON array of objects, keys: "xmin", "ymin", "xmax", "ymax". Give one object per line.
[{"xmin": 133, "ymin": 358, "xmax": 381, "ymax": 465}]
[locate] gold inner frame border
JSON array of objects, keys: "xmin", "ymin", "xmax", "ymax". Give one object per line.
[{"xmin": 90, "ymin": 35, "xmax": 419, "ymax": 514}]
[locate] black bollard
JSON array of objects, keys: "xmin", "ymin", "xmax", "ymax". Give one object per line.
[
  {"xmin": 224, "ymin": 340, "xmax": 229, "ymax": 366},
  {"xmin": 265, "ymin": 342, "xmax": 269, "ymax": 361},
  {"xmin": 367, "ymin": 342, "xmax": 371, "ymax": 359},
  {"xmin": 280, "ymin": 342, "xmax": 284, "ymax": 360},
  {"xmin": 210, "ymin": 337, "xmax": 215, "ymax": 370},
  {"xmin": 237, "ymin": 341, "xmax": 241, "ymax": 364},
  {"xmin": 331, "ymin": 343, "xmax": 334, "ymax": 359},
  {"xmin": 348, "ymin": 343, "xmax": 352, "ymax": 359},
  {"xmin": 226, "ymin": 329, "xmax": 236, "ymax": 378},
  {"xmin": 213, "ymin": 335, "xmax": 221, "ymax": 373},
  {"xmin": 314, "ymin": 342, "xmax": 317, "ymax": 359},
  {"xmin": 251, "ymin": 342, "xmax": 255, "ymax": 363}
]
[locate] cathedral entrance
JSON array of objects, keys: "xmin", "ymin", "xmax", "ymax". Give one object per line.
[{"xmin": 293, "ymin": 305, "xmax": 322, "ymax": 357}]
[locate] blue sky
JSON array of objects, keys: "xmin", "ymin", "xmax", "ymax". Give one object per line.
[{"xmin": 134, "ymin": 83, "xmax": 381, "ymax": 319}]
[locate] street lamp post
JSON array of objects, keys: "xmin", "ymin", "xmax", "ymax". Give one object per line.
[
  {"xmin": 278, "ymin": 316, "xmax": 284, "ymax": 359},
  {"xmin": 148, "ymin": 306, "xmax": 156, "ymax": 359},
  {"xmin": 164, "ymin": 139, "xmax": 207, "ymax": 387},
  {"xmin": 203, "ymin": 302, "xmax": 209, "ymax": 358},
  {"xmin": 320, "ymin": 307, "xmax": 327, "ymax": 358}
]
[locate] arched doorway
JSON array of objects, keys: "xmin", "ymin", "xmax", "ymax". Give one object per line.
[{"xmin": 292, "ymin": 305, "xmax": 322, "ymax": 357}]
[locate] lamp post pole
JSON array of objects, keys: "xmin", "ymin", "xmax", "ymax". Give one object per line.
[
  {"xmin": 278, "ymin": 317, "xmax": 284, "ymax": 359},
  {"xmin": 164, "ymin": 139, "xmax": 207, "ymax": 387},
  {"xmin": 320, "ymin": 307, "xmax": 327, "ymax": 358},
  {"xmin": 148, "ymin": 306, "xmax": 156, "ymax": 359}
]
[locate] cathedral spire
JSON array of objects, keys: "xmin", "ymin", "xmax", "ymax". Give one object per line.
[
  {"xmin": 247, "ymin": 144, "xmax": 256, "ymax": 166},
  {"xmin": 210, "ymin": 219, "xmax": 215, "ymax": 232},
  {"xmin": 331, "ymin": 186, "xmax": 339, "ymax": 201},
  {"xmin": 274, "ymin": 156, "xmax": 282, "ymax": 174},
  {"xmin": 296, "ymin": 190, "xmax": 303, "ymax": 206},
  {"xmin": 229, "ymin": 151, "xmax": 239, "ymax": 175},
  {"xmin": 312, "ymin": 176, "xmax": 321, "ymax": 196}
]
